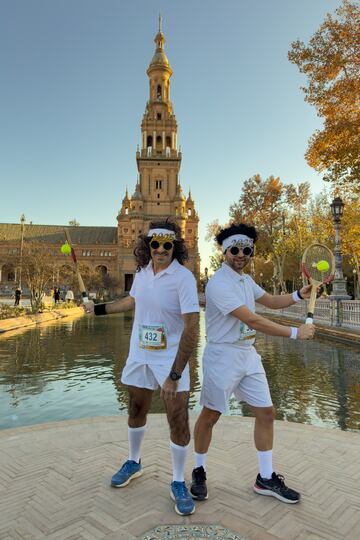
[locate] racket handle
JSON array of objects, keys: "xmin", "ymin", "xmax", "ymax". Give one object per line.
[{"xmin": 306, "ymin": 285, "xmax": 317, "ymax": 325}]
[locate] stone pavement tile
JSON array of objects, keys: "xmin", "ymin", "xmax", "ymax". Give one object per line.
[
  {"xmin": 1, "ymin": 416, "xmax": 360, "ymax": 540},
  {"xmin": 220, "ymin": 512, "xmax": 279, "ymax": 540},
  {"xmin": 103, "ymin": 530, "xmax": 137, "ymax": 540},
  {"xmin": 124, "ymin": 511, "xmax": 189, "ymax": 537}
]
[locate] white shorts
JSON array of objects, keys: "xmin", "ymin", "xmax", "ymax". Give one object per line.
[
  {"xmin": 200, "ymin": 343, "xmax": 272, "ymax": 413},
  {"xmin": 121, "ymin": 361, "xmax": 190, "ymax": 392}
]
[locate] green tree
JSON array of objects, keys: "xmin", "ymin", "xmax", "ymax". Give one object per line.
[{"xmin": 288, "ymin": 0, "xmax": 360, "ymax": 192}]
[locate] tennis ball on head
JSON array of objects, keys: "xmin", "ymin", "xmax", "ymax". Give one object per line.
[
  {"xmin": 316, "ymin": 260, "xmax": 329, "ymax": 272},
  {"xmin": 61, "ymin": 242, "xmax": 71, "ymax": 255}
]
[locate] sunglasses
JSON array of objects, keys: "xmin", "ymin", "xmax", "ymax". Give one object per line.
[
  {"xmin": 229, "ymin": 245, "xmax": 253, "ymax": 257},
  {"xmin": 150, "ymin": 239, "xmax": 174, "ymax": 250}
]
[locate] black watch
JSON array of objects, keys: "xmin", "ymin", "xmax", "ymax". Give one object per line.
[{"xmin": 169, "ymin": 370, "xmax": 182, "ymax": 381}]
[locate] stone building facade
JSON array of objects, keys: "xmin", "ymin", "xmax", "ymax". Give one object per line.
[{"xmin": 0, "ymin": 21, "xmax": 199, "ymax": 295}]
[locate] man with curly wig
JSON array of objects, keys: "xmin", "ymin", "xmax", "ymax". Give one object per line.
[
  {"xmin": 84, "ymin": 218, "xmax": 199, "ymax": 516},
  {"xmin": 190, "ymin": 223, "xmax": 315, "ymax": 505}
]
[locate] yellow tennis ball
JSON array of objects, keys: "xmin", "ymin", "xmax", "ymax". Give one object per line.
[
  {"xmin": 316, "ymin": 260, "xmax": 329, "ymax": 272},
  {"xmin": 61, "ymin": 243, "xmax": 71, "ymax": 255}
]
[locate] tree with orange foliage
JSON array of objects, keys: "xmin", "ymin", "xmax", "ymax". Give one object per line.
[
  {"xmin": 229, "ymin": 175, "xmax": 312, "ymax": 293},
  {"xmin": 288, "ymin": 0, "xmax": 360, "ymax": 193}
]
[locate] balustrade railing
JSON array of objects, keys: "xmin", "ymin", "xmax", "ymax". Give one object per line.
[
  {"xmin": 255, "ymin": 298, "xmax": 360, "ymax": 330},
  {"xmin": 198, "ymin": 292, "xmax": 360, "ymax": 330}
]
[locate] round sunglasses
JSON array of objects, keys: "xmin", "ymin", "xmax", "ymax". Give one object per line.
[
  {"xmin": 229, "ymin": 245, "xmax": 253, "ymax": 257},
  {"xmin": 150, "ymin": 239, "xmax": 174, "ymax": 251}
]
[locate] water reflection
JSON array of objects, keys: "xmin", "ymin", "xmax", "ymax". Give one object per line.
[{"xmin": 0, "ymin": 311, "xmax": 359, "ymax": 431}]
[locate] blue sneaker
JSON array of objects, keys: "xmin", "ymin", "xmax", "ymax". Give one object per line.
[
  {"xmin": 170, "ymin": 481, "xmax": 195, "ymax": 515},
  {"xmin": 111, "ymin": 459, "xmax": 142, "ymax": 488}
]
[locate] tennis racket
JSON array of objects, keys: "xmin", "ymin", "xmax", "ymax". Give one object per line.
[
  {"xmin": 301, "ymin": 243, "xmax": 335, "ymax": 324},
  {"xmin": 64, "ymin": 229, "xmax": 89, "ymax": 303}
]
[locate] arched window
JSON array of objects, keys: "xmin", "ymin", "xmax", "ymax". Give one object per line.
[
  {"xmin": 1, "ymin": 264, "xmax": 15, "ymax": 282},
  {"xmin": 156, "ymin": 135, "xmax": 162, "ymax": 152},
  {"xmin": 146, "ymin": 135, "xmax": 153, "ymax": 147},
  {"xmin": 157, "ymin": 85, "xmax": 162, "ymax": 100},
  {"xmin": 188, "ymin": 208, "xmax": 192, "ymax": 216},
  {"xmin": 96, "ymin": 265, "xmax": 108, "ymax": 276},
  {"xmin": 166, "ymin": 136, "xmax": 171, "ymax": 147}
]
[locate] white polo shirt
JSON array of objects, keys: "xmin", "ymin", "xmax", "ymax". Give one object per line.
[
  {"xmin": 127, "ymin": 258, "xmax": 200, "ymax": 365},
  {"xmin": 205, "ymin": 263, "xmax": 265, "ymax": 346}
]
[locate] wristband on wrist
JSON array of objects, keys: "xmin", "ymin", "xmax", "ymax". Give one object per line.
[
  {"xmin": 290, "ymin": 327, "xmax": 298, "ymax": 340},
  {"xmin": 94, "ymin": 303, "xmax": 107, "ymax": 316},
  {"xmin": 292, "ymin": 289, "xmax": 304, "ymax": 302}
]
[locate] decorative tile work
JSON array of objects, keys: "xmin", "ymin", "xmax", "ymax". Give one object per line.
[{"xmin": 140, "ymin": 524, "xmax": 247, "ymax": 540}]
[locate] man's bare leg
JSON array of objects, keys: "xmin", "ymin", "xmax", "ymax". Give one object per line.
[
  {"xmin": 164, "ymin": 391, "xmax": 195, "ymax": 515},
  {"xmin": 194, "ymin": 406, "xmax": 221, "ymax": 454},
  {"xmin": 250, "ymin": 405, "xmax": 300, "ymax": 503},
  {"xmin": 190, "ymin": 406, "xmax": 221, "ymax": 501},
  {"xmin": 111, "ymin": 386, "xmax": 153, "ymax": 488},
  {"xmin": 250, "ymin": 405, "xmax": 275, "ymax": 452}
]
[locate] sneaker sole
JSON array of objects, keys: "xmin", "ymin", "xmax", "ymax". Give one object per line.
[
  {"xmin": 170, "ymin": 489, "xmax": 196, "ymax": 516},
  {"xmin": 253, "ymin": 485, "xmax": 300, "ymax": 504},
  {"xmin": 111, "ymin": 469, "xmax": 143, "ymax": 488},
  {"xmin": 190, "ymin": 490, "xmax": 208, "ymax": 501}
]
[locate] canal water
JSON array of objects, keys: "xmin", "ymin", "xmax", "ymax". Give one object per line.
[{"xmin": 1, "ymin": 311, "xmax": 360, "ymax": 431}]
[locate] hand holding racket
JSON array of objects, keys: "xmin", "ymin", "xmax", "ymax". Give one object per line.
[
  {"xmin": 62, "ymin": 229, "xmax": 89, "ymax": 304},
  {"xmin": 301, "ymin": 243, "xmax": 335, "ymax": 324}
]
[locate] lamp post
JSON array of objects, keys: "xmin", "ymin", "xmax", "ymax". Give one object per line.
[
  {"xmin": 353, "ymin": 268, "xmax": 359, "ymax": 300},
  {"xmin": 329, "ymin": 197, "xmax": 350, "ymax": 300},
  {"xmin": 19, "ymin": 214, "xmax": 25, "ymax": 290},
  {"xmin": 204, "ymin": 267, "xmax": 209, "ymax": 291}
]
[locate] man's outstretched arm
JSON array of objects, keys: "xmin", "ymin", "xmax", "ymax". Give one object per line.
[
  {"xmin": 256, "ymin": 284, "xmax": 313, "ymax": 310},
  {"xmin": 84, "ymin": 295, "xmax": 135, "ymax": 315},
  {"xmin": 231, "ymin": 304, "xmax": 315, "ymax": 340}
]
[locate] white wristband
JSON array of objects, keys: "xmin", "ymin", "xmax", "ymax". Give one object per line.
[
  {"xmin": 292, "ymin": 290, "xmax": 301, "ymax": 303},
  {"xmin": 290, "ymin": 327, "xmax": 298, "ymax": 339}
]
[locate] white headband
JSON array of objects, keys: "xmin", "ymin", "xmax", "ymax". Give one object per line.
[
  {"xmin": 147, "ymin": 228, "xmax": 176, "ymax": 238},
  {"xmin": 222, "ymin": 234, "xmax": 253, "ymax": 253}
]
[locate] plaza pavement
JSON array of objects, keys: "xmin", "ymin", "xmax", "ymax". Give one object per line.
[{"xmin": 1, "ymin": 415, "xmax": 360, "ymax": 540}]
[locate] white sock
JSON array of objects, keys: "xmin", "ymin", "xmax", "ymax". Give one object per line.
[
  {"xmin": 195, "ymin": 452, "xmax": 207, "ymax": 470},
  {"xmin": 257, "ymin": 449, "xmax": 273, "ymax": 479},
  {"xmin": 170, "ymin": 441, "xmax": 189, "ymax": 482},
  {"xmin": 128, "ymin": 425, "xmax": 146, "ymax": 463}
]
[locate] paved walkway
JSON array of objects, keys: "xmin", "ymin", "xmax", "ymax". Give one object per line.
[{"xmin": 1, "ymin": 415, "xmax": 360, "ymax": 540}]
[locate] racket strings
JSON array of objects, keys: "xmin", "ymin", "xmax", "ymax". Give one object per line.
[{"xmin": 303, "ymin": 246, "xmax": 333, "ymax": 282}]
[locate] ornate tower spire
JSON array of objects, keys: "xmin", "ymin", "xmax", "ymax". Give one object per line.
[
  {"xmin": 117, "ymin": 19, "xmax": 200, "ymax": 293},
  {"xmin": 139, "ymin": 18, "xmax": 177, "ymax": 158}
]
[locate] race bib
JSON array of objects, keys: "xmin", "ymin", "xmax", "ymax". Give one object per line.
[
  {"xmin": 139, "ymin": 324, "xmax": 167, "ymax": 350},
  {"xmin": 239, "ymin": 322, "xmax": 256, "ymax": 341}
]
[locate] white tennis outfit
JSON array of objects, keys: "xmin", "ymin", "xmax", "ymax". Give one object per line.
[
  {"xmin": 200, "ymin": 263, "xmax": 273, "ymax": 412},
  {"xmin": 121, "ymin": 259, "xmax": 200, "ymax": 391}
]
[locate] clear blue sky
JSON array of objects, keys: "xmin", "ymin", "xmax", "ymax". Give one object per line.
[{"xmin": 0, "ymin": 0, "xmax": 341, "ymax": 270}]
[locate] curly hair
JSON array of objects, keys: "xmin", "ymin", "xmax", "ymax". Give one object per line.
[
  {"xmin": 216, "ymin": 223, "xmax": 258, "ymax": 250},
  {"xmin": 134, "ymin": 218, "xmax": 189, "ymax": 270}
]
